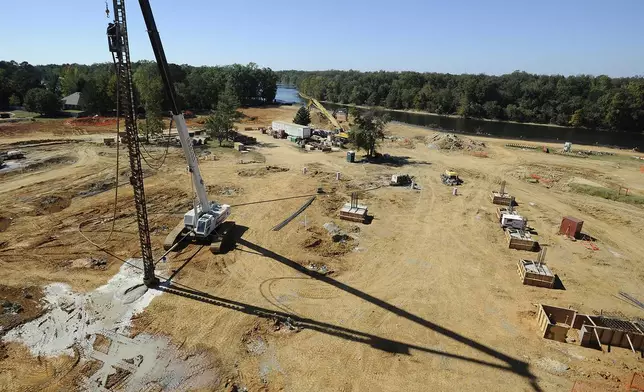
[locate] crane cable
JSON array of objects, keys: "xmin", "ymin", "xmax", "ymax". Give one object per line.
[
  {"xmin": 78, "ymin": 53, "xmax": 122, "ymax": 249},
  {"xmin": 138, "ymin": 116, "xmax": 173, "ymax": 170}
]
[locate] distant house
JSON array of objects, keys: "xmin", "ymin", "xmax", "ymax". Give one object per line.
[{"xmin": 61, "ymin": 92, "xmax": 82, "ymax": 110}]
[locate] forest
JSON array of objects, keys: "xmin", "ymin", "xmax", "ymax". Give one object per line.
[
  {"xmin": 0, "ymin": 60, "xmax": 278, "ymax": 115},
  {"xmin": 278, "ymin": 70, "xmax": 644, "ymax": 132}
]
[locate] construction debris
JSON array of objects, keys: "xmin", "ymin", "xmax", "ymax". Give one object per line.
[
  {"xmin": 617, "ymin": 292, "xmax": 644, "ymax": 311},
  {"xmin": 323, "ymin": 222, "xmax": 350, "ymax": 242},
  {"xmin": 427, "ymin": 133, "xmax": 486, "ymax": 151}
]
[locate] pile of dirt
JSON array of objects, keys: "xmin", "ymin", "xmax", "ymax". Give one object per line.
[
  {"xmin": 300, "ymin": 226, "xmax": 354, "ymax": 257},
  {"xmin": 37, "ymin": 195, "xmax": 71, "ymax": 214},
  {"xmin": 65, "ymin": 117, "xmax": 117, "ymax": 127},
  {"xmin": 237, "ymin": 165, "xmax": 289, "ymax": 177},
  {"xmin": 427, "ymin": 133, "xmax": 486, "ymax": 151},
  {"xmin": 64, "ymin": 257, "xmax": 108, "ymax": 270},
  {"xmin": 0, "ymin": 285, "xmax": 44, "ymax": 335},
  {"xmin": 207, "ymin": 184, "xmax": 243, "ymax": 196}
]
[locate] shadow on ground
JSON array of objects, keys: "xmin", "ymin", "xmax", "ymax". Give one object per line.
[{"xmin": 139, "ymin": 227, "xmax": 543, "ymax": 392}]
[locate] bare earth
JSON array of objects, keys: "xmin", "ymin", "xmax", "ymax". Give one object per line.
[{"xmin": 1, "ymin": 107, "xmax": 643, "ymax": 391}]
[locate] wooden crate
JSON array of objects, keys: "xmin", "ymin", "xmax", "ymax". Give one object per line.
[
  {"xmin": 506, "ymin": 229, "xmax": 539, "ymax": 251},
  {"xmin": 517, "ymin": 260, "xmax": 555, "ymax": 288},
  {"xmin": 490, "ymin": 191, "xmax": 514, "ymax": 206}
]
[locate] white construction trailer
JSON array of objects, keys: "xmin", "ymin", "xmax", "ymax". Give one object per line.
[{"xmin": 272, "ymin": 121, "xmax": 311, "ymax": 139}]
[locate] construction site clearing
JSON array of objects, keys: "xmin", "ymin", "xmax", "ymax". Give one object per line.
[{"xmin": 1, "ymin": 105, "xmax": 644, "ymax": 392}]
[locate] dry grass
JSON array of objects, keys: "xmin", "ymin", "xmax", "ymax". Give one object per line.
[{"xmin": 569, "ymin": 183, "xmax": 644, "ymax": 205}]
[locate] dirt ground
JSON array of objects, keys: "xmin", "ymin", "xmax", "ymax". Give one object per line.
[{"xmin": 1, "ymin": 108, "xmax": 643, "ymax": 391}]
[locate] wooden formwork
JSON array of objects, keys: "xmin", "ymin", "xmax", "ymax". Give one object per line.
[
  {"xmin": 517, "ymin": 260, "xmax": 555, "ymax": 288},
  {"xmin": 506, "ymin": 229, "xmax": 539, "ymax": 251},
  {"xmin": 577, "ymin": 316, "xmax": 644, "ymax": 352},
  {"xmin": 537, "ymin": 304, "xmax": 575, "ymax": 342},
  {"xmin": 339, "ymin": 203, "xmax": 368, "ymax": 223},
  {"xmin": 490, "ymin": 191, "xmax": 514, "ymax": 206}
]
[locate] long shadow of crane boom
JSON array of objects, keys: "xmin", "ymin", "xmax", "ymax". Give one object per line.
[
  {"xmin": 157, "ymin": 281, "xmax": 530, "ymax": 376},
  {"xmin": 234, "ymin": 237, "xmax": 543, "ymax": 392}
]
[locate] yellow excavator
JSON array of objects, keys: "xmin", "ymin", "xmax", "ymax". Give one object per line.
[{"xmin": 301, "ymin": 94, "xmax": 349, "ymax": 137}]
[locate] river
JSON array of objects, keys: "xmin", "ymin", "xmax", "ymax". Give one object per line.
[{"xmin": 274, "ymin": 86, "xmax": 643, "ymax": 150}]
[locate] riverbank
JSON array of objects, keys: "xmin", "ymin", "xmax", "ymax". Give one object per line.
[{"xmin": 314, "ymin": 98, "xmax": 572, "ymax": 129}]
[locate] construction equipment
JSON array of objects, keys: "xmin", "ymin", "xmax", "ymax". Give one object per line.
[
  {"xmin": 390, "ymin": 174, "xmax": 413, "ymax": 187},
  {"xmin": 498, "ymin": 197, "xmax": 527, "ymax": 230},
  {"xmin": 108, "ymin": 0, "xmax": 157, "ymax": 286},
  {"xmin": 500, "ymin": 213, "xmax": 528, "ymax": 230},
  {"xmin": 110, "ymin": 0, "xmax": 234, "ymax": 259},
  {"xmin": 303, "ymin": 94, "xmax": 346, "ymax": 131},
  {"xmin": 136, "ymin": 1, "xmax": 234, "ymax": 253},
  {"xmin": 440, "ymin": 170, "xmax": 462, "ymax": 186}
]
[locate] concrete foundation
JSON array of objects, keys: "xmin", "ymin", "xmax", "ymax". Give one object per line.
[
  {"xmin": 339, "ymin": 203, "xmax": 368, "ymax": 223},
  {"xmin": 537, "ymin": 304, "xmax": 644, "ymax": 353},
  {"xmin": 506, "ymin": 229, "xmax": 539, "ymax": 251},
  {"xmin": 537, "ymin": 304, "xmax": 575, "ymax": 342},
  {"xmin": 517, "ymin": 260, "xmax": 555, "ymax": 288}
]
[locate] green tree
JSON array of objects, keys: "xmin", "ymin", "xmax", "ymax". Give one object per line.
[
  {"xmin": 569, "ymin": 109, "xmax": 584, "ymax": 127},
  {"xmin": 59, "ymin": 66, "xmax": 86, "ymax": 96},
  {"xmin": 133, "ymin": 62, "xmax": 165, "ymax": 142},
  {"xmin": 293, "ymin": 106, "xmax": 311, "ymax": 125},
  {"xmin": 23, "ymin": 88, "xmax": 60, "ymax": 116},
  {"xmin": 205, "ymin": 89, "xmax": 242, "ymax": 146},
  {"xmin": 350, "ymin": 111, "xmax": 389, "ymax": 157},
  {"xmin": 140, "ymin": 113, "xmax": 164, "ymax": 143},
  {"xmin": 8, "ymin": 94, "xmax": 21, "ymax": 106}
]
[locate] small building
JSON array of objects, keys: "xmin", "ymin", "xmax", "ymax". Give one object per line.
[
  {"xmin": 271, "ymin": 121, "xmax": 311, "ymax": 139},
  {"xmin": 61, "ymin": 92, "xmax": 82, "ymax": 110},
  {"xmin": 559, "ymin": 216, "xmax": 583, "ymax": 239}
]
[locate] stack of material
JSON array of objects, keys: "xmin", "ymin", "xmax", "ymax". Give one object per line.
[
  {"xmin": 428, "ymin": 133, "xmax": 486, "ymax": 151},
  {"xmin": 517, "ymin": 259, "xmax": 555, "ymax": 288},
  {"xmin": 506, "ymin": 229, "xmax": 539, "ymax": 251},
  {"xmin": 339, "ymin": 193, "xmax": 368, "ymax": 223}
]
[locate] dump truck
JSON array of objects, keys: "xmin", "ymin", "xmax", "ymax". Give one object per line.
[{"xmin": 440, "ymin": 170, "xmax": 462, "ymax": 185}]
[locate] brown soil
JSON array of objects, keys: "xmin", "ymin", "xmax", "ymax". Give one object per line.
[
  {"xmin": 237, "ymin": 165, "xmax": 289, "ymax": 177},
  {"xmin": 0, "ymin": 217, "xmax": 11, "ymax": 232},
  {"xmin": 0, "ymin": 285, "xmax": 44, "ymax": 335},
  {"xmin": 37, "ymin": 195, "xmax": 71, "ymax": 214},
  {"xmin": 1, "ymin": 105, "xmax": 644, "ymax": 392},
  {"xmin": 300, "ymin": 226, "xmax": 355, "ymax": 257}
]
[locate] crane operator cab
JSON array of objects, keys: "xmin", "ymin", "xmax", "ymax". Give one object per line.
[
  {"xmin": 185, "ymin": 202, "xmax": 231, "ymax": 237},
  {"xmin": 107, "ymin": 22, "xmax": 120, "ymax": 52}
]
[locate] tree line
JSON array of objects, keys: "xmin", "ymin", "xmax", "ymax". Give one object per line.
[
  {"xmin": 0, "ymin": 60, "xmax": 278, "ymax": 116},
  {"xmin": 277, "ymin": 70, "xmax": 644, "ymax": 132}
]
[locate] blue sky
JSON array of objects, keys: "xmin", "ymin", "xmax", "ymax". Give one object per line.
[{"xmin": 1, "ymin": 0, "xmax": 642, "ymax": 76}]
